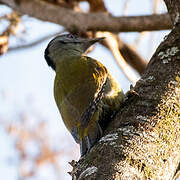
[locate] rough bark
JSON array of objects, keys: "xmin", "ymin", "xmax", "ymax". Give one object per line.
[
  {"xmin": 71, "ymin": 1, "xmax": 180, "ymax": 179},
  {"xmin": 0, "ymin": 0, "xmax": 172, "ymax": 32}
]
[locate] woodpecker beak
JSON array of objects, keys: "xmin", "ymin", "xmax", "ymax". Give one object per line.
[
  {"xmin": 88, "ymin": 37, "xmax": 105, "ymax": 44},
  {"xmin": 82, "ymin": 37, "xmax": 105, "ymax": 52}
]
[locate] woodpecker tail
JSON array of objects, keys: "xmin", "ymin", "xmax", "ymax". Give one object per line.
[{"xmin": 80, "ymin": 122, "xmax": 103, "ymax": 156}]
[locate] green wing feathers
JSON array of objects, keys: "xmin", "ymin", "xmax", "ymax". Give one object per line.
[{"xmin": 54, "ymin": 56, "xmax": 124, "ymax": 156}]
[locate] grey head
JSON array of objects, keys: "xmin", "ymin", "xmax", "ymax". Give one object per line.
[{"xmin": 44, "ymin": 33, "xmax": 104, "ymax": 70}]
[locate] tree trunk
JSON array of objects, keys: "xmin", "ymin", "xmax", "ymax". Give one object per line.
[{"xmin": 73, "ymin": 1, "xmax": 180, "ymax": 179}]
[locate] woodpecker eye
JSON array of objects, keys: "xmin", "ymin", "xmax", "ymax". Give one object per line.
[{"xmin": 67, "ymin": 34, "xmax": 79, "ymax": 40}]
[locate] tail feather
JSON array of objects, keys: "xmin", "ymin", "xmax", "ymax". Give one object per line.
[{"xmin": 80, "ymin": 122, "xmax": 102, "ymax": 156}]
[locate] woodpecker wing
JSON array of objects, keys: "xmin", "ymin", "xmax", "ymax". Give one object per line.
[{"xmin": 54, "ymin": 56, "xmax": 107, "ymax": 147}]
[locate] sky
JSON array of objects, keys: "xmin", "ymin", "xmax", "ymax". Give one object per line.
[{"xmin": 0, "ymin": 1, "xmax": 170, "ymax": 180}]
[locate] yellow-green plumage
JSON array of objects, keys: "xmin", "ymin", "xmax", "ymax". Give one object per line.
[
  {"xmin": 44, "ymin": 34, "xmax": 124, "ymax": 156},
  {"xmin": 54, "ymin": 56, "xmax": 107, "ymax": 131}
]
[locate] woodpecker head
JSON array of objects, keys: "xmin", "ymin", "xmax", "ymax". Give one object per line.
[{"xmin": 44, "ymin": 33, "xmax": 104, "ymax": 70}]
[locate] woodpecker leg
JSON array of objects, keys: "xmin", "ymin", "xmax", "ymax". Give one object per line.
[{"xmin": 86, "ymin": 135, "xmax": 91, "ymax": 150}]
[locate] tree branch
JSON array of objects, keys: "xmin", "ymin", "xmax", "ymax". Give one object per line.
[
  {"xmin": 99, "ymin": 35, "xmax": 147, "ymax": 75},
  {"xmin": 118, "ymin": 38, "xmax": 147, "ymax": 75},
  {"xmin": 96, "ymin": 31, "xmax": 139, "ymax": 83},
  {"xmin": 87, "ymin": 0, "xmax": 147, "ymax": 75},
  {"xmin": 0, "ymin": 0, "xmax": 172, "ymax": 32}
]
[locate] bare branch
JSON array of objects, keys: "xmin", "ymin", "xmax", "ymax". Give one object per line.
[
  {"xmin": 0, "ymin": 35, "xmax": 8, "ymax": 54},
  {"xmin": 99, "ymin": 35, "xmax": 147, "ymax": 75},
  {"xmin": 85, "ymin": 0, "xmax": 107, "ymax": 12},
  {"xmin": 116, "ymin": 38, "xmax": 147, "ymax": 75},
  {"xmin": 87, "ymin": 0, "xmax": 147, "ymax": 75},
  {"xmin": 0, "ymin": 11, "xmax": 22, "ymax": 55},
  {"xmin": 96, "ymin": 31, "xmax": 139, "ymax": 83},
  {"xmin": 0, "ymin": 0, "xmax": 172, "ymax": 32}
]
